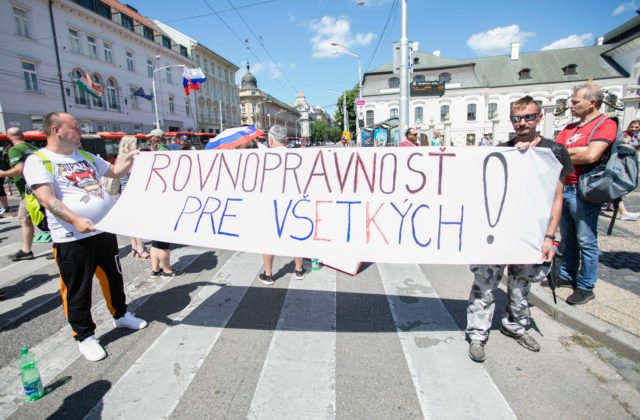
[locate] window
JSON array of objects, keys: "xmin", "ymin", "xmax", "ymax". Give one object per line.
[
  {"xmin": 414, "ymin": 106, "xmax": 424, "ymax": 124},
  {"xmin": 186, "ymin": 99, "xmax": 191, "ymax": 116},
  {"xmin": 439, "ymin": 72, "xmax": 451, "ymax": 83},
  {"xmin": 126, "ymin": 51, "xmax": 134, "ymax": 72},
  {"xmin": 413, "ymin": 75, "xmax": 425, "ymax": 83},
  {"xmin": 518, "ymin": 68, "xmax": 531, "ymax": 79},
  {"xmin": 466, "ymin": 133, "xmax": 476, "ymax": 146},
  {"xmin": 92, "ymin": 74, "xmax": 103, "ymax": 108},
  {"xmin": 147, "ymin": 59, "xmax": 153, "ymax": 77},
  {"xmin": 22, "ymin": 61, "xmax": 39, "ymax": 92},
  {"xmin": 606, "ymin": 93, "xmax": 619, "ymax": 113},
  {"xmin": 103, "ymin": 42, "xmax": 113, "ymax": 63},
  {"xmin": 169, "ymin": 96, "xmax": 175, "ymax": 113},
  {"xmin": 162, "ymin": 36, "xmax": 171, "ymax": 49},
  {"xmin": 69, "ymin": 28, "xmax": 81, "ymax": 53},
  {"xmin": 121, "ymin": 15, "xmax": 133, "ymax": 31},
  {"xmin": 111, "ymin": 122, "xmax": 122, "ymax": 132},
  {"xmin": 96, "ymin": 121, "xmax": 107, "ymax": 132},
  {"xmin": 165, "ymin": 67, "xmax": 172, "ymax": 83},
  {"xmin": 440, "ymin": 105, "xmax": 450, "ymax": 121},
  {"xmin": 390, "ymin": 108, "xmax": 399, "ymax": 118},
  {"xmin": 563, "ymin": 64, "xmax": 577, "ymax": 75},
  {"xmin": 180, "ymin": 46, "xmax": 188, "ymax": 58},
  {"xmin": 555, "ymin": 98, "xmax": 567, "ymax": 116},
  {"xmin": 87, "ymin": 36, "xmax": 97, "ymax": 58},
  {"xmin": 79, "ymin": 120, "xmax": 93, "ymax": 134},
  {"xmin": 366, "ymin": 110, "xmax": 374, "ymax": 126},
  {"xmin": 142, "ymin": 26, "xmax": 154, "ymax": 41},
  {"xmin": 73, "ymin": 69, "xmax": 87, "ymax": 105},
  {"xmin": 488, "ymin": 102, "xmax": 498, "ymax": 119},
  {"xmin": 467, "ymin": 103, "xmax": 476, "ymax": 121},
  {"xmin": 107, "ymin": 78, "xmax": 119, "ymax": 110},
  {"xmin": 31, "ymin": 115, "xmax": 43, "ymax": 130},
  {"xmin": 388, "ymin": 77, "xmax": 399, "ymax": 88},
  {"xmin": 129, "ymin": 86, "xmax": 138, "ymax": 109},
  {"xmin": 14, "ymin": 7, "xmax": 31, "ymax": 39}
]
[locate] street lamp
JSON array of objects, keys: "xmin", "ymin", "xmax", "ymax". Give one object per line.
[
  {"xmin": 331, "ymin": 43, "xmax": 362, "ymax": 146},
  {"xmin": 328, "ymin": 88, "xmax": 348, "ymax": 134},
  {"xmin": 152, "ymin": 62, "xmax": 189, "ymax": 130}
]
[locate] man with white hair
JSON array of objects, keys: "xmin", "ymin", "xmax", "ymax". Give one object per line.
[{"xmin": 259, "ymin": 125, "xmax": 305, "ymax": 285}]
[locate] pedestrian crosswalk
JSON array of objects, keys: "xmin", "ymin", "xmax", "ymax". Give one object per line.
[{"xmin": 0, "ymin": 233, "xmax": 519, "ymax": 419}]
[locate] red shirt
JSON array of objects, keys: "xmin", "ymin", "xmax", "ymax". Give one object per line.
[
  {"xmin": 400, "ymin": 140, "xmax": 418, "ymax": 147},
  {"xmin": 554, "ymin": 114, "xmax": 616, "ymax": 185}
]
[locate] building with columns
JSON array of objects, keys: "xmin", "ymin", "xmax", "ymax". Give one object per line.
[
  {"xmin": 0, "ymin": 0, "xmax": 196, "ymax": 133},
  {"xmin": 361, "ymin": 16, "xmax": 640, "ymax": 146},
  {"xmin": 239, "ymin": 63, "xmax": 300, "ymax": 138}
]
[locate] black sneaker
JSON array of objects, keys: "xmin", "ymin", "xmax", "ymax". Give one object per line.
[
  {"xmin": 566, "ymin": 288, "xmax": 595, "ymax": 305},
  {"xmin": 500, "ymin": 326, "xmax": 540, "ymax": 352},
  {"xmin": 9, "ymin": 250, "xmax": 34, "ymax": 261},
  {"xmin": 150, "ymin": 270, "xmax": 162, "ymax": 279},
  {"xmin": 556, "ymin": 279, "xmax": 576, "ymax": 289},
  {"xmin": 259, "ymin": 272, "xmax": 274, "ymax": 286},
  {"xmin": 294, "ymin": 268, "xmax": 305, "ymax": 280},
  {"xmin": 161, "ymin": 270, "xmax": 184, "ymax": 279}
]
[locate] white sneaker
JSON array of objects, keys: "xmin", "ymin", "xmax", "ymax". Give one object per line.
[
  {"xmin": 619, "ymin": 212, "xmax": 640, "ymax": 221},
  {"xmin": 78, "ymin": 335, "xmax": 107, "ymax": 361},
  {"xmin": 113, "ymin": 312, "xmax": 148, "ymax": 330},
  {"xmin": 0, "ymin": 208, "xmax": 6, "ymax": 216}
]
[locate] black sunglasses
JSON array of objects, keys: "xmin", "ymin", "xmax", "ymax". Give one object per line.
[{"xmin": 510, "ymin": 113, "xmax": 539, "ymax": 123}]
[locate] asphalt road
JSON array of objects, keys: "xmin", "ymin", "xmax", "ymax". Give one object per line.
[{"xmin": 0, "ymin": 212, "xmax": 638, "ymax": 419}]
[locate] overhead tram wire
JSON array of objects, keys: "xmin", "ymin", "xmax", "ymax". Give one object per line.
[
  {"xmin": 226, "ymin": 0, "xmax": 298, "ymax": 95},
  {"xmin": 363, "ymin": 0, "xmax": 399, "ymax": 75}
]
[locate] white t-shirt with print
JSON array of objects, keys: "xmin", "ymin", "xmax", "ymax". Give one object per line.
[{"xmin": 23, "ymin": 148, "xmax": 113, "ymax": 243}]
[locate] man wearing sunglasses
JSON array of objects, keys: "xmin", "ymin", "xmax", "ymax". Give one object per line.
[
  {"xmin": 400, "ymin": 128, "xmax": 419, "ymax": 147},
  {"xmin": 554, "ymin": 83, "xmax": 616, "ymax": 305},
  {"xmin": 466, "ymin": 96, "xmax": 573, "ymax": 363}
]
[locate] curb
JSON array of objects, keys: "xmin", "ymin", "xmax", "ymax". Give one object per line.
[{"xmin": 529, "ymin": 284, "xmax": 640, "ymax": 363}]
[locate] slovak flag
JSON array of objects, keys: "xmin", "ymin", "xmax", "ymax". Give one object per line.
[{"xmin": 182, "ymin": 67, "xmax": 206, "ymax": 96}]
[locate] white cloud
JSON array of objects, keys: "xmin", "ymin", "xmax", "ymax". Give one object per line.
[
  {"xmin": 542, "ymin": 33, "xmax": 593, "ymax": 50},
  {"xmin": 308, "ymin": 16, "xmax": 375, "ymax": 58},
  {"xmin": 466, "ymin": 25, "xmax": 535, "ymax": 56},
  {"xmin": 252, "ymin": 61, "xmax": 283, "ymax": 79},
  {"xmin": 612, "ymin": 1, "xmax": 637, "ymax": 15}
]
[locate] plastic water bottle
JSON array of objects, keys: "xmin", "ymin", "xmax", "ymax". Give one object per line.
[
  {"xmin": 311, "ymin": 258, "xmax": 320, "ymax": 272},
  {"xmin": 16, "ymin": 348, "xmax": 44, "ymax": 401}
]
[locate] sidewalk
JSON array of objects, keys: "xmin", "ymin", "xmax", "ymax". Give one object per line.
[{"xmin": 531, "ymin": 188, "xmax": 640, "ymax": 362}]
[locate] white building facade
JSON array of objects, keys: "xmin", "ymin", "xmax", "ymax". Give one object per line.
[
  {"xmin": 361, "ymin": 18, "xmax": 640, "ymax": 146},
  {"xmin": 1, "ymin": 0, "xmax": 195, "ymax": 134}
]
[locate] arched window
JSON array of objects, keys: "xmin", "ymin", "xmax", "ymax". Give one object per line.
[
  {"xmin": 390, "ymin": 107, "xmax": 399, "ymax": 118},
  {"xmin": 440, "ymin": 104, "xmax": 450, "ymax": 121},
  {"xmin": 366, "ymin": 110, "xmax": 374, "ymax": 126},
  {"xmin": 107, "ymin": 77, "xmax": 119, "ymax": 110},
  {"xmin": 414, "ymin": 106, "xmax": 424, "ymax": 124},
  {"xmin": 92, "ymin": 73, "xmax": 103, "ymax": 108},
  {"xmin": 73, "ymin": 69, "xmax": 88, "ymax": 106},
  {"xmin": 487, "ymin": 102, "xmax": 498, "ymax": 119},
  {"xmin": 555, "ymin": 98, "xmax": 567, "ymax": 116},
  {"xmin": 388, "ymin": 77, "xmax": 399, "ymax": 88},
  {"xmin": 413, "ymin": 75, "xmax": 425, "ymax": 83},
  {"xmin": 467, "ymin": 103, "xmax": 476, "ymax": 121},
  {"xmin": 439, "ymin": 72, "xmax": 451, "ymax": 83}
]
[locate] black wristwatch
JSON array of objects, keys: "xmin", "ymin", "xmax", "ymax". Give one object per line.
[{"xmin": 544, "ymin": 234, "xmax": 555, "ymax": 240}]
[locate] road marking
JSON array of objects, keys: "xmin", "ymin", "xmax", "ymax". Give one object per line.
[
  {"xmin": 0, "ymin": 245, "xmax": 201, "ymax": 419},
  {"xmin": 249, "ymin": 267, "xmax": 337, "ymax": 419},
  {"xmin": 91, "ymin": 252, "xmax": 262, "ymax": 419},
  {"xmin": 378, "ymin": 263, "xmax": 516, "ymax": 419}
]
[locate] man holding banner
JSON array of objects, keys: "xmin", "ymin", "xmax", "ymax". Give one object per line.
[
  {"xmin": 466, "ymin": 96, "xmax": 573, "ymax": 363},
  {"xmin": 23, "ymin": 112, "xmax": 148, "ymax": 361}
]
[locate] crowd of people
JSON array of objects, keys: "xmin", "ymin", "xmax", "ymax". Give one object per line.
[{"xmin": 0, "ymin": 83, "xmax": 637, "ymax": 364}]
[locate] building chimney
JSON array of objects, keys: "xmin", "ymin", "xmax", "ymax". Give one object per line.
[
  {"xmin": 433, "ymin": 50, "xmax": 441, "ymax": 57},
  {"xmin": 596, "ymin": 36, "xmax": 604, "ymax": 46},
  {"xmin": 510, "ymin": 42, "xmax": 520, "ymax": 60}
]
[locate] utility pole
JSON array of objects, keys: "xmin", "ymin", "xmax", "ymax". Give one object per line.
[{"xmin": 399, "ymin": 0, "xmax": 409, "ymax": 135}]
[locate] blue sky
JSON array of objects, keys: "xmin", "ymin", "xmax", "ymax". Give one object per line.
[{"xmin": 135, "ymin": 0, "xmax": 638, "ymax": 114}]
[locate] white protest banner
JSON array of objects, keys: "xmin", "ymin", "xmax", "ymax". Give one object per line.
[{"xmin": 96, "ymin": 147, "xmax": 561, "ymax": 265}]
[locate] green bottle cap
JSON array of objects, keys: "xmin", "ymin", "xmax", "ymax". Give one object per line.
[{"xmin": 20, "ymin": 348, "xmax": 28, "ymax": 355}]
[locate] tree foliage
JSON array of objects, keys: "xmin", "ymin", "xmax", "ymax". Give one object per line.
[
  {"xmin": 333, "ymin": 84, "xmax": 360, "ymax": 136},
  {"xmin": 310, "ymin": 119, "xmax": 341, "ymax": 144}
]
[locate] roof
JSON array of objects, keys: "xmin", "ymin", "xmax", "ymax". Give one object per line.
[
  {"xmin": 603, "ymin": 15, "xmax": 640, "ymax": 44},
  {"xmin": 366, "ymin": 45, "xmax": 627, "ymax": 89},
  {"xmin": 102, "ymin": 0, "xmax": 155, "ymax": 29}
]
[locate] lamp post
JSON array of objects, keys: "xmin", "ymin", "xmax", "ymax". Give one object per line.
[
  {"xmin": 152, "ymin": 63, "xmax": 186, "ymax": 130},
  {"xmin": 331, "ymin": 43, "xmax": 362, "ymax": 146},
  {"xmin": 399, "ymin": 0, "xmax": 409, "ymax": 134},
  {"xmin": 328, "ymin": 88, "xmax": 348, "ymax": 134},
  {"xmin": 255, "ymin": 99, "xmax": 271, "ymax": 129}
]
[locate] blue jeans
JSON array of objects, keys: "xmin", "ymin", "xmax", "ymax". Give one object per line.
[{"xmin": 559, "ymin": 185, "xmax": 601, "ymax": 292}]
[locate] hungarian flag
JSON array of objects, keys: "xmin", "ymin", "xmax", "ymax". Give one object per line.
[
  {"xmin": 75, "ymin": 71, "xmax": 103, "ymax": 99},
  {"xmin": 182, "ymin": 67, "xmax": 206, "ymax": 96}
]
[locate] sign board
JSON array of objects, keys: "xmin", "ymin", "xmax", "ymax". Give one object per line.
[
  {"xmin": 97, "ymin": 148, "xmax": 561, "ymax": 266},
  {"xmin": 410, "ymin": 81, "xmax": 445, "ymax": 97},
  {"xmin": 342, "ymin": 131, "xmax": 351, "ymax": 140},
  {"xmin": 393, "ymin": 41, "xmax": 419, "ymax": 75},
  {"xmin": 356, "ymin": 99, "xmax": 365, "ymax": 106}
]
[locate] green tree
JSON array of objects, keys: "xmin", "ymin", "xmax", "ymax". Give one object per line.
[{"xmin": 334, "ymin": 84, "xmax": 359, "ymax": 138}]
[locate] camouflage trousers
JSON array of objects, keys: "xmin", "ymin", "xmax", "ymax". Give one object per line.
[{"xmin": 466, "ymin": 264, "xmax": 550, "ymax": 342}]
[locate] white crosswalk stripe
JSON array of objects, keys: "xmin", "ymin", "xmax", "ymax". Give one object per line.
[{"xmin": 1, "ymin": 249, "xmax": 517, "ymax": 419}]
